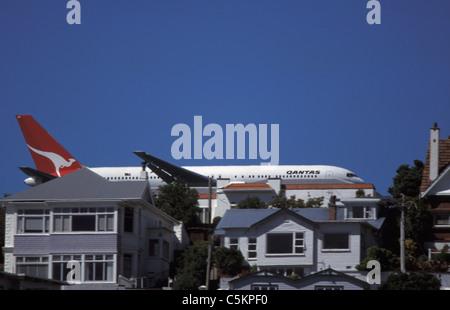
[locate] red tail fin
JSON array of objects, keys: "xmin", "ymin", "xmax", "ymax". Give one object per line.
[{"xmin": 16, "ymin": 115, "xmax": 83, "ymax": 177}]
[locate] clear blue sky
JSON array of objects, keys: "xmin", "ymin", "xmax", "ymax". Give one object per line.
[{"xmin": 1, "ymin": 0, "xmax": 449, "ymax": 196}]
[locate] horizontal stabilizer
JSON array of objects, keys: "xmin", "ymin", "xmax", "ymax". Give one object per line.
[
  {"xmin": 133, "ymin": 151, "xmax": 216, "ymax": 187},
  {"xmin": 19, "ymin": 166, "xmax": 58, "ymax": 183}
]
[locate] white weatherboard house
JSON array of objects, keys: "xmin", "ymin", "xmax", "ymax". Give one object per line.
[
  {"xmin": 1, "ymin": 168, "xmax": 189, "ymax": 289},
  {"xmin": 215, "ymin": 197, "xmax": 385, "ymax": 281}
]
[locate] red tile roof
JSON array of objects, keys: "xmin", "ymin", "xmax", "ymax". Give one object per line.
[
  {"xmin": 198, "ymin": 193, "xmax": 217, "ymax": 199},
  {"xmin": 223, "ymin": 183, "xmax": 273, "ymax": 190},
  {"xmin": 285, "ymin": 183, "xmax": 374, "ymax": 190},
  {"xmin": 420, "ymin": 138, "xmax": 450, "ymax": 193}
]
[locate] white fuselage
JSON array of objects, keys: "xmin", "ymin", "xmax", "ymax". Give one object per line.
[{"xmin": 90, "ymin": 165, "xmax": 364, "ymax": 187}]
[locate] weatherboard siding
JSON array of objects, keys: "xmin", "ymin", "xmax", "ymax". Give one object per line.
[{"xmin": 13, "ymin": 234, "xmax": 118, "ymax": 255}]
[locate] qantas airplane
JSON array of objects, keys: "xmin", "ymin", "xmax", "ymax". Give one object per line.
[{"xmin": 16, "ymin": 115, "xmax": 365, "ymax": 187}]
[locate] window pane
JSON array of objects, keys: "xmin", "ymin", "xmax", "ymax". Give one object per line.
[
  {"xmin": 98, "ymin": 215, "xmax": 106, "ymax": 231},
  {"xmin": 107, "ymin": 215, "xmax": 114, "ymax": 231},
  {"xmin": 149, "ymin": 239, "xmax": 159, "ymax": 256},
  {"xmin": 72, "ymin": 215, "xmax": 96, "ymax": 231},
  {"xmin": 267, "ymin": 234, "xmax": 293, "ymax": 254},
  {"xmin": 352, "ymin": 207, "xmax": 364, "ymax": 218},
  {"xmin": 54, "ymin": 216, "xmax": 62, "ymax": 232},
  {"xmin": 323, "ymin": 234, "xmax": 349, "ymax": 249},
  {"xmin": 24, "ymin": 218, "xmax": 43, "ymax": 233},
  {"xmin": 124, "ymin": 207, "xmax": 134, "ymax": 233}
]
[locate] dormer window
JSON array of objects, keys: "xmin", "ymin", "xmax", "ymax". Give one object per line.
[{"xmin": 347, "ymin": 206, "xmax": 374, "ymax": 219}]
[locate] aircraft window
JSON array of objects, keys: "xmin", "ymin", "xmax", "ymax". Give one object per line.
[{"xmin": 347, "ymin": 173, "xmax": 357, "ymax": 178}]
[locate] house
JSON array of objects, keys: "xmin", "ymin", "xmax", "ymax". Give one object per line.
[
  {"xmin": 420, "ymin": 123, "xmax": 450, "ymax": 252},
  {"xmin": 215, "ymin": 196, "xmax": 385, "ymax": 278},
  {"xmin": 0, "ymin": 270, "xmax": 66, "ymax": 290},
  {"xmin": 211, "ymin": 177, "xmax": 380, "ymax": 221},
  {"xmin": 1, "ymin": 168, "xmax": 189, "ymax": 289},
  {"xmin": 228, "ymin": 267, "xmax": 370, "ymax": 290}
]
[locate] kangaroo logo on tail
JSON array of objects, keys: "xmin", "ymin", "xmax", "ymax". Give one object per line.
[{"xmin": 28, "ymin": 145, "xmax": 77, "ymax": 177}]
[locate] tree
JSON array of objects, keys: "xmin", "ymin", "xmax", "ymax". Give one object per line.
[
  {"xmin": 173, "ymin": 241, "xmax": 245, "ymax": 290},
  {"xmin": 356, "ymin": 246, "xmax": 399, "ymax": 271},
  {"xmin": 269, "ymin": 191, "xmax": 324, "ymax": 209},
  {"xmin": 236, "ymin": 196, "xmax": 267, "ymax": 209},
  {"xmin": 155, "ymin": 183, "xmax": 202, "ymax": 229},
  {"xmin": 379, "ymin": 271, "xmax": 441, "ymax": 290},
  {"xmin": 173, "ymin": 241, "xmax": 208, "ymax": 290},
  {"xmin": 213, "ymin": 247, "xmax": 245, "ymax": 276},
  {"xmin": 388, "ymin": 160, "xmax": 424, "ymax": 199}
]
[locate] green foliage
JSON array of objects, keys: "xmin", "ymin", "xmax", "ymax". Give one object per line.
[
  {"xmin": 155, "ymin": 183, "xmax": 202, "ymax": 229},
  {"xmin": 173, "ymin": 241, "xmax": 208, "ymax": 290},
  {"xmin": 213, "ymin": 247, "xmax": 245, "ymax": 276},
  {"xmin": 236, "ymin": 196, "xmax": 267, "ymax": 209},
  {"xmin": 270, "ymin": 191, "xmax": 324, "ymax": 209},
  {"xmin": 356, "ymin": 246, "xmax": 399, "ymax": 271},
  {"xmin": 173, "ymin": 241, "xmax": 246, "ymax": 289},
  {"xmin": 379, "ymin": 271, "xmax": 441, "ymax": 290},
  {"xmin": 388, "ymin": 160, "xmax": 424, "ymax": 199},
  {"xmin": 404, "ymin": 198, "xmax": 433, "ymax": 247},
  {"xmin": 305, "ymin": 197, "xmax": 324, "ymax": 208}
]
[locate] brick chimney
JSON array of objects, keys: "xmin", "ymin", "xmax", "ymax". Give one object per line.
[
  {"xmin": 430, "ymin": 122, "xmax": 440, "ymax": 182},
  {"xmin": 328, "ymin": 195, "xmax": 337, "ymax": 220}
]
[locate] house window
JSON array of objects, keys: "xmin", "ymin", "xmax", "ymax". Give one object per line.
[
  {"xmin": 163, "ymin": 240, "xmax": 170, "ymax": 260},
  {"xmin": 52, "ymin": 255, "xmax": 82, "ymax": 282},
  {"xmin": 267, "ymin": 233, "xmax": 292, "ymax": 254},
  {"xmin": 266, "ymin": 232, "xmax": 305, "ymax": 255},
  {"xmin": 85, "ymin": 254, "xmax": 114, "ymax": 282},
  {"xmin": 248, "ymin": 238, "xmax": 257, "ymax": 259},
  {"xmin": 434, "ymin": 213, "xmax": 450, "ymax": 227},
  {"xmin": 315, "ymin": 285, "xmax": 344, "ymax": 290},
  {"xmin": 53, "ymin": 207, "xmax": 115, "ymax": 232},
  {"xmin": 149, "ymin": 239, "xmax": 160, "ymax": 257},
  {"xmin": 294, "ymin": 232, "xmax": 304, "ymax": 253},
  {"xmin": 124, "ymin": 207, "xmax": 134, "ymax": 233},
  {"xmin": 16, "ymin": 256, "xmax": 49, "ymax": 279},
  {"xmin": 17, "ymin": 210, "xmax": 50, "ymax": 233},
  {"xmin": 123, "ymin": 254, "xmax": 133, "ymax": 278},
  {"xmin": 229, "ymin": 238, "xmax": 239, "ymax": 250},
  {"xmin": 251, "ymin": 284, "xmax": 278, "ymax": 290},
  {"xmin": 72, "ymin": 215, "xmax": 96, "ymax": 231},
  {"xmin": 347, "ymin": 206, "xmax": 373, "ymax": 219},
  {"xmin": 323, "ymin": 233, "xmax": 349, "ymax": 250}
]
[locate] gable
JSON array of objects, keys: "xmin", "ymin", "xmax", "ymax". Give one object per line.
[
  {"xmin": 251, "ymin": 209, "xmax": 316, "ymax": 233},
  {"xmin": 422, "ymin": 166, "xmax": 450, "ymax": 197}
]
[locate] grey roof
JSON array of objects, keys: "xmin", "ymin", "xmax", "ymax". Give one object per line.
[
  {"xmin": 2, "ymin": 168, "xmax": 150, "ymax": 202},
  {"xmin": 216, "ymin": 207, "xmax": 384, "ymax": 230}
]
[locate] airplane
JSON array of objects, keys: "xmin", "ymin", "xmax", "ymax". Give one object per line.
[{"xmin": 16, "ymin": 115, "xmax": 365, "ymax": 188}]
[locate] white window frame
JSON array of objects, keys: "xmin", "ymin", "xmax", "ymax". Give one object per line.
[
  {"xmin": 17, "ymin": 209, "xmax": 50, "ymax": 234},
  {"xmin": 347, "ymin": 206, "xmax": 374, "ymax": 219},
  {"xmin": 16, "ymin": 256, "xmax": 50, "ymax": 278},
  {"xmin": 322, "ymin": 233, "xmax": 350, "ymax": 251},
  {"xmin": 53, "ymin": 207, "xmax": 115, "ymax": 233},
  {"xmin": 247, "ymin": 237, "xmax": 257, "ymax": 260},
  {"xmin": 434, "ymin": 213, "xmax": 450, "ymax": 227},
  {"xmin": 265, "ymin": 232, "xmax": 305, "ymax": 256},
  {"xmin": 229, "ymin": 238, "xmax": 239, "ymax": 250}
]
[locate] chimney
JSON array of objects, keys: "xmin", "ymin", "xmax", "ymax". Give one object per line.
[
  {"xmin": 328, "ymin": 195, "xmax": 337, "ymax": 220},
  {"xmin": 430, "ymin": 122, "xmax": 440, "ymax": 182},
  {"xmin": 140, "ymin": 161, "xmax": 149, "ymax": 180}
]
